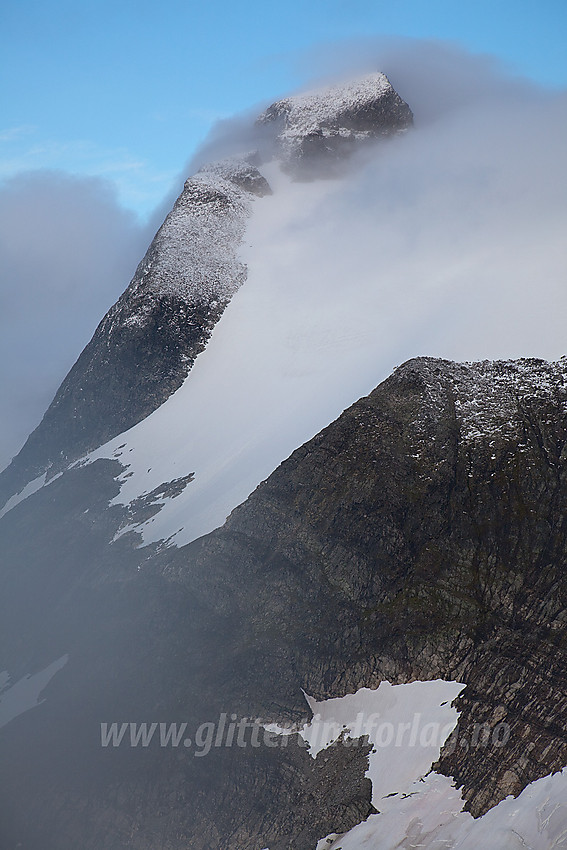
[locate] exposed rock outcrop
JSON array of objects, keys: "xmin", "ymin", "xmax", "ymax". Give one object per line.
[
  {"xmin": 257, "ymin": 72, "xmax": 413, "ymax": 176},
  {"xmin": 0, "ymin": 161, "xmax": 270, "ymax": 506}
]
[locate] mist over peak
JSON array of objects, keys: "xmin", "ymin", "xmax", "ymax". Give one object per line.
[
  {"xmin": 2, "ymin": 39, "xmax": 566, "ymax": 478},
  {"xmin": 1, "ymin": 35, "xmax": 567, "ymax": 850},
  {"xmin": 191, "ymin": 39, "xmax": 559, "ymax": 170}
]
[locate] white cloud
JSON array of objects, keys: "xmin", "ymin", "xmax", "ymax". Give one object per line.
[
  {"xmin": 3, "ymin": 41, "xmax": 566, "ymax": 511},
  {"xmin": 0, "ymin": 125, "xmax": 36, "ymax": 143}
]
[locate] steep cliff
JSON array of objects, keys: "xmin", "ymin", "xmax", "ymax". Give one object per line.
[{"xmin": 1, "ymin": 356, "xmax": 565, "ymax": 847}]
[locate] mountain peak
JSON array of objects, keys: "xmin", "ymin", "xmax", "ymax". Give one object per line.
[{"xmin": 257, "ymin": 72, "xmax": 413, "ymax": 174}]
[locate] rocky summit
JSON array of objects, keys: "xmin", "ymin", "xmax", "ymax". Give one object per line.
[
  {"xmin": 0, "ymin": 71, "xmax": 565, "ymax": 850},
  {"xmin": 257, "ymin": 72, "xmax": 413, "ymax": 175}
]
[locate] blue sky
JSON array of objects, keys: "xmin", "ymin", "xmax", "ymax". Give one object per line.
[{"xmin": 2, "ymin": 0, "xmax": 566, "ymax": 219}]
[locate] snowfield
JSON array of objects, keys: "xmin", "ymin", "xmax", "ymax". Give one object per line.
[
  {"xmin": 5, "ymin": 76, "xmax": 567, "ymax": 546},
  {"xmin": 262, "ymin": 680, "xmax": 567, "ymax": 850},
  {"xmin": 318, "ymin": 768, "xmax": 567, "ymax": 849}
]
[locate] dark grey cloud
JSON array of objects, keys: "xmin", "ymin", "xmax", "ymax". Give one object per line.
[{"xmin": 0, "ymin": 171, "xmax": 151, "ymax": 470}]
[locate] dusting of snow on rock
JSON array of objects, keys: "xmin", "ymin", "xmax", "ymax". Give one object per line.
[
  {"xmin": 396, "ymin": 355, "xmax": 567, "ymax": 444},
  {"xmin": 259, "ymin": 72, "xmax": 392, "ymax": 138},
  {"xmin": 121, "ymin": 160, "xmax": 261, "ymax": 329},
  {"xmin": 197, "ymin": 156, "xmax": 272, "ymax": 197},
  {"xmin": 257, "ymin": 73, "xmax": 411, "ymax": 166}
]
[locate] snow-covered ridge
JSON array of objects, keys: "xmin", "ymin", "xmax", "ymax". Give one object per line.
[
  {"xmin": 397, "ymin": 356, "xmax": 567, "ymax": 443},
  {"xmin": 122, "ymin": 69, "xmax": 412, "ymax": 321},
  {"xmin": 124, "ymin": 71, "xmax": 410, "ymax": 314},
  {"xmin": 122, "ymin": 161, "xmax": 265, "ymax": 325},
  {"xmin": 81, "ymin": 137, "xmax": 567, "ymax": 549},
  {"xmin": 0, "ymin": 72, "xmax": 414, "ymax": 511}
]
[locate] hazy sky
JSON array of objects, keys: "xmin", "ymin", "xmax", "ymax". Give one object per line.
[{"xmin": 2, "ymin": 0, "xmax": 567, "ymax": 217}]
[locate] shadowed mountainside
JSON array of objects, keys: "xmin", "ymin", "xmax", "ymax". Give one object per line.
[{"xmin": 1, "ymin": 356, "xmax": 566, "ymax": 847}]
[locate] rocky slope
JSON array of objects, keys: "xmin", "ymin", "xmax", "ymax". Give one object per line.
[
  {"xmin": 1, "ymin": 64, "xmax": 564, "ymax": 850},
  {"xmin": 1, "ymin": 356, "xmax": 566, "ymax": 847}
]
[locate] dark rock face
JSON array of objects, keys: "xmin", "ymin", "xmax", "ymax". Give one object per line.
[
  {"xmin": 199, "ymin": 355, "xmax": 567, "ymax": 817},
  {"xmin": 0, "ymin": 292, "xmax": 223, "ymax": 495},
  {"xmin": 1, "ymin": 356, "xmax": 566, "ymax": 847}
]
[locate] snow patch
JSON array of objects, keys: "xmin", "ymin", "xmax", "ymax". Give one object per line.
[
  {"xmin": 0, "ymin": 655, "xmax": 69, "ymax": 730},
  {"xmin": 259, "ymin": 679, "xmax": 468, "ymax": 850},
  {"xmin": 300, "ymin": 680, "xmax": 464, "ymax": 808},
  {"xmin": 303, "ymin": 681, "xmax": 567, "ymax": 850},
  {"xmin": 0, "ymin": 471, "xmax": 47, "ymax": 521},
  {"xmin": 324, "ymin": 768, "xmax": 567, "ymax": 850}
]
